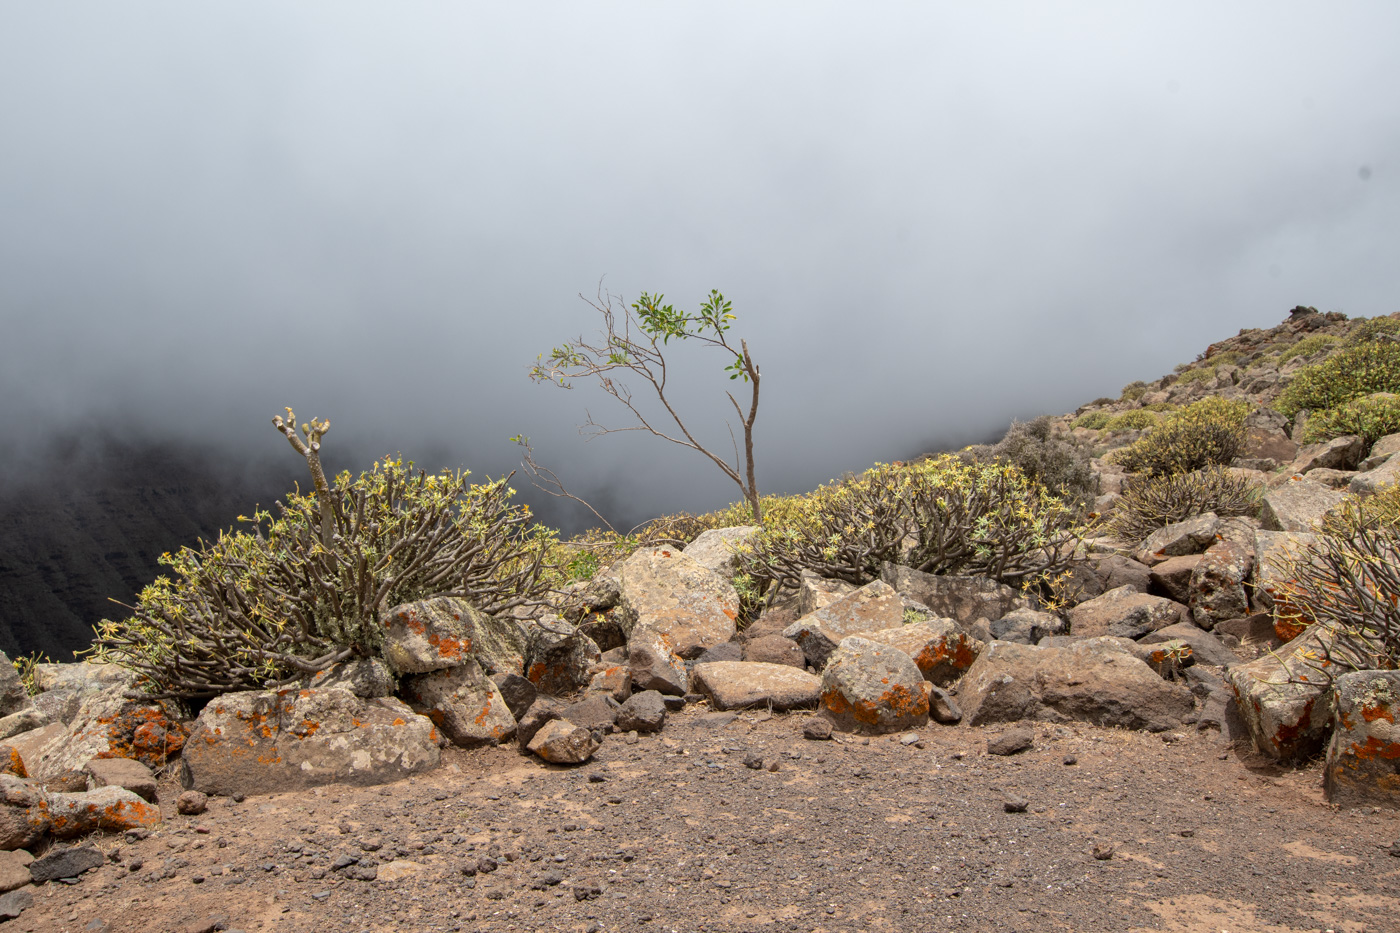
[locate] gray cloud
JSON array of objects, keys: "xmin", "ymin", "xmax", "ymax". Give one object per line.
[{"xmin": 3, "ymin": 3, "xmax": 1399, "ymax": 528}]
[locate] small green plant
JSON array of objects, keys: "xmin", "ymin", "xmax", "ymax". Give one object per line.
[
  {"xmin": 1105, "ymin": 410, "xmax": 1158, "ymax": 431},
  {"xmin": 1105, "ymin": 465, "xmax": 1262, "ymax": 543},
  {"xmin": 1277, "ymin": 341, "xmax": 1400, "ymax": 418},
  {"xmin": 1072, "ymin": 412, "xmax": 1112, "ymax": 430},
  {"xmin": 1120, "ymin": 381, "xmax": 1149, "ymax": 402},
  {"xmin": 1279, "ymin": 333, "xmax": 1340, "ymax": 364},
  {"xmin": 1107, "ymin": 396, "xmax": 1249, "ymax": 476},
  {"xmin": 1174, "ymin": 367, "xmax": 1216, "ymax": 385},
  {"xmin": 1301, "ymin": 393, "xmax": 1400, "ymax": 447},
  {"xmin": 1344, "ymin": 316, "xmax": 1400, "ymax": 346},
  {"xmin": 11, "ymin": 652, "xmax": 50, "ymax": 696}
]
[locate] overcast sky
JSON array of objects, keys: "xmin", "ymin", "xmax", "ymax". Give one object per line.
[{"xmin": 2, "ymin": 3, "xmax": 1398, "ymax": 529}]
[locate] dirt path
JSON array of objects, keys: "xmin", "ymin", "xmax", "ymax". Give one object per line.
[{"xmin": 13, "ymin": 707, "xmax": 1400, "ymax": 933}]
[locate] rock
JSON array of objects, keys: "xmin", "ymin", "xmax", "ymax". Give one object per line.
[
  {"xmin": 176, "ymin": 790, "xmax": 208, "ymax": 815},
  {"xmin": 0, "ymin": 710, "xmax": 48, "ymax": 743},
  {"xmin": 1286, "ymin": 435, "xmax": 1366, "ymax": 474},
  {"xmin": 795, "ymin": 572, "xmax": 858, "ymax": 617},
  {"xmin": 928, "ymin": 686, "xmax": 962, "ymax": 724},
  {"xmin": 1303, "ymin": 467, "xmax": 1356, "ymax": 489},
  {"xmin": 859, "ymin": 619, "xmax": 984, "ymax": 685},
  {"xmin": 0, "ymin": 887, "xmax": 32, "ymax": 920},
  {"xmin": 526, "ymin": 720, "xmax": 600, "ymax": 765},
  {"xmin": 988, "ymin": 608, "xmax": 1066, "ymax": 646},
  {"xmin": 575, "ymin": 608, "xmax": 629, "ymax": 653},
  {"xmin": 690, "ymin": 662, "xmax": 822, "ymax": 711},
  {"xmin": 1003, "ymin": 796, "xmax": 1030, "ymax": 813},
  {"xmin": 0, "ymin": 747, "xmax": 22, "ymax": 779},
  {"xmin": 695, "ymin": 642, "xmax": 744, "ymax": 665},
  {"xmin": 617, "ymin": 547, "xmax": 739, "ymax": 657},
  {"xmin": 615, "ymin": 691, "xmax": 666, "ymax": 733},
  {"xmin": 1243, "ymin": 426, "xmax": 1298, "ymax": 463},
  {"xmin": 28, "ymin": 845, "xmax": 103, "ymax": 882},
  {"xmin": 1214, "ymin": 613, "xmax": 1281, "ymax": 648},
  {"xmin": 1259, "ymin": 478, "xmax": 1346, "ymax": 532},
  {"xmin": 782, "ymin": 580, "xmax": 906, "ymax": 669},
  {"xmin": 1136, "ymin": 514, "xmax": 1220, "ymax": 564},
  {"xmin": 1251, "ymin": 529, "xmax": 1319, "ymax": 612},
  {"xmin": 82, "ymin": 758, "xmax": 157, "ymax": 803},
  {"xmin": 1188, "ymin": 540, "xmax": 1253, "ymax": 630},
  {"xmin": 525, "ymin": 617, "xmax": 601, "ymax": 696},
  {"xmin": 1139, "ymin": 622, "xmax": 1239, "ymax": 668},
  {"xmin": 0, "ymin": 850, "xmax": 31, "ymax": 893},
  {"xmin": 959, "ymin": 639, "xmax": 1196, "ymax": 731},
  {"xmin": 740, "ymin": 608, "xmax": 800, "ymax": 642},
  {"xmin": 987, "ymin": 727, "xmax": 1034, "ymax": 756},
  {"xmin": 30, "ymin": 662, "xmax": 130, "ymax": 695},
  {"xmin": 1090, "ymin": 554, "xmax": 1154, "ymax": 594},
  {"xmin": 1325, "ymin": 671, "xmax": 1400, "ymax": 808},
  {"xmin": 880, "ymin": 563, "xmax": 1026, "ymax": 625},
  {"xmin": 4, "ymin": 725, "xmax": 62, "ymax": 778},
  {"xmin": 627, "ymin": 636, "xmax": 690, "ymax": 697},
  {"xmin": 307, "ymin": 659, "xmax": 396, "ymax": 698},
  {"xmin": 0, "ymin": 774, "xmax": 49, "ymax": 850},
  {"xmin": 1361, "ymin": 433, "xmax": 1400, "ymax": 470},
  {"xmin": 1228, "ymin": 626, "xmax": 1347, "ymax": 761},
  {"xmin": 403, "ymin": 659, "xmax": 517, "ymax": 748},
  {"xmin": 802, "ymin": 718, "xmax": 833, "ymax": 740},
  {"xmin": 43, "ymin": 771, "xmax": 87, "ymax": 793},
  {"xmin": 380, "ymin": 596, "xmax": 527, "ymax": 677},
  {"xmin": 683, "ymin": 526, "xmax": 759, "ymax": 575},
  {"xmin": 581, "ymin": 665, "xmax": 631, "ymax": 704},
  {"xmin": 1148, "ymin": 555, "xmax": 1203, "ymax": 604},
  {"xmin": 562, "ymin": 695, "xmax": 620, "ymax": 733},
  {"xmin": 0, "ymin": 655, "xmax": 31, "ymax": 720},
  {"xmin": 1348, "ymin": 452, "xmax": 1400, "ymax": 497},
  {"xmin": 515, "ymin": 698, "xmax": 567, "ymax": 750},
  {"xmin": 46, "ymin": 786, "xmax": 161, "ymax": 838},
  {"xmin": 491, "ymin": 672, "xmax": 539, "ymax": 721},
  {"xmin": 29, "ymin": 685, "xmax": 188, "ymax": 780},
  {"xmin": 1067, "ymin": 586, "xmax": 1185, "ymax": 639},
  {"xmin": 742, "ymin": 635, "xmax": 806, "ymax": 668},
  {"xmin": 180, "ymin": 688, "xmax": 440, "ymax": 796},
  {"xmin": 818, "ymin": 637, "xmax": 931, "ymax": 735},
  {"xmin": 558, "ymin": 575, "xmax": 623, "ymax": 622}
]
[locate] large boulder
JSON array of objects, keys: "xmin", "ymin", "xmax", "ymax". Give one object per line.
[
  {"xmin": 1348, "ymin": 452, "xmax": 1400, "ymax": 497},
  {"xmin": 1259, "ymin": 478, "xmax": 1345, "ymax": 533},
  {"xmin": 782, "ymin": 580, "xmax": 905, "ymax": 669},
  {"xmin": 525, "ymin": 617, "xmax": 601, "ymax": 696},
  {"xmin": 1251, "ymin": 529, "xmax": 1318, "ymax": 612},
  {"xmin": 618, "ymin": 548, "xmax": 739, "ymax": 657},
  {"xmin": 28, "ymin": 685, "xmax": 189, "ymax": 781},
  {"xmin": 1139, "ymin": 622, "xmax": 1239, "ymax": 668},
  {"xmin": 795, "ymin": 572, "xmax": 858, "ymax": 617},
  {"xmin": 0, "ymin": 775, "xmax": 159, "ymax": 851},
  {"xmin": 380, "ymin": 597, "xmax": 527, "ymax": 676},
  {"xmin": 1286, "ymin": 435, "xmax": 1366, "ymax": 474},
  {"xmin": 1188, "ymin": 540, "xmax": 1253, "ymax": 630},
  {"xmin": 180, "ymin": 688, "xmax": 440, "ymax": 796},
  {"xmin": 880, "ymin": 563, "xmax": 1026, "ymax": 625},
  {"xmin": 1067, "ymin": 586, "xmax": 1185, "ymax": 639},
  {"xmin": 307, "ymin": 659, "xmax": 396, "ymax": 698},
  {"xmin": 683, "ymin": 526, "xmax": 759, "ymax": 575},
  {"xmin": 690, "ymin": 662, "xmax": 822, "ymax": 711},
  {"xmin": 402, "ymin": 659, "xmax": 516, "ymax": 748},
  {"xmin": 1136, "ymin": 513, "xmax": 1220, "ymax": 564},
  {"xmin": 859, "ymin": 619, "xmax": 984, "ymax": 685},
  {"xmin": 1325, "ymin": 671, "xmax": 1400, "ymax": 808},
  {"xmin": 1089, "ymin": 555, "xmax": 1153, "ymax": 594},
  {"xmin": 959, "ymin": 639, "xmax": 1195, "ymax": 731},
  {"xmin": 1148, "ymin": 555, "xmax": 1203, "ymax": 604},
  {"xmin": 818, "ymin": 637, "xmax": 930, "ymax": 735},
  {"xmin": 1228, "ymin": 626, "xmax": 1345, "ymax": 761},
  {"xmin": 1360, "ymin": 433, "xmax": 1400, "ymax": 470}
]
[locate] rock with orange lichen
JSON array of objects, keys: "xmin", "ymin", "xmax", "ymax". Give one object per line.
[
  {"xmin": 524, "ymin": 617, "xmax": 601, "ymax": 696},
  {"xmin": 1325, "ymin": 670, "xmax": 1400, "ymax": 808},
  {"xmin": 879, "ymin": 563, "xmax": 1027, "ymax": 627},
  {"xmin": 0, "ymin": 746, "xmax": 24, "ymax": 779},
  {"xmin": 819, "ymin": 637, "xmax": 931, "ymax": 735},
  {"xmin": 381, "ymin": 597, "xmax": 528, "ymax": 677},
  {"xmin": 618, "ymin": 548, "xmax": 738, "ymax": 659},
  {"xmin": 1228, "ymin": 625, "xmax": 1355, "ymax": 761},
  {"xmin": 47, "ymin": 785, "xmax": 161, "ymax": 838},
  {"xmin": 179, "ymin": 687, "xmax": 439, "ymax": 797},
  {"xmin": 29, "ymin": 685, "xmax": 189, "ymax": 781},
  {"xmin": 402, "ymin": 659, "xmax": 517, "ymax": 749},
  {"xmin": 783, "ymin": 581, "xmax": 906, "ymax": 669},
  {"xmin": 0, "ymin": 774, "xmax": 49, "ymax": 850},
  {"xmin": 859, "ymin": 618, "xmax": 985, "ymax": 686},
  {"xmin": 690, "ymin": 661, "xmax": 821, "ymax": 711},
  {"xmin": 526, "ymin": 719, "xmax": 599, "ymax": 764}
]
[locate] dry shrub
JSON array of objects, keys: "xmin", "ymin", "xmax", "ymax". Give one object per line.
[{"xmin": 1106, "ymin": 465, "xmax": 1261, "ymax": 544}]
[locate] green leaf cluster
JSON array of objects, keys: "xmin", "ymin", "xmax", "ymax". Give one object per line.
[
  {"xmin": 1277, "ymin": 341, "xmax": 1400, "ymax": 418},
  {"xmin": 1301, "ymin": 393, "xmax": 1400, "ymax": 448}
]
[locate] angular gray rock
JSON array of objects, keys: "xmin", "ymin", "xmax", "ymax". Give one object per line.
[
  {"xmin": 618, "ymin": 547, "xmax": 739, "ymax": 657},
  {"xmin": 988, "ymin": 608, "xmax": 1067, "ymax": 645},
  {"xmin": 818, "ymin": 637, "xmax": 930, "ymax": 734},
  {"xmin": 1139, "ymin": 622, "xmax": 1239, "ymax": 668},
  {"xmin": 690, "ymin": 661, "xmax": 822, "ymax": 711},
  {"xmin": 82, "ymin": 757, "xmax": 157, "ymax": 803},
  {"xmin": 880, "ymin": 563, "xmax": 1026, "ymax": 625},
  {"xmin": 515, "ymin": 697, "xmax": 567, "ymax": 750},
  {"xmin": 582, "ymin": 664, "xmax": 631, "ymax": 703},
  {"xmin": 1090, "ymin": 554, "xmax": 1154, "ymax": 594},
  {"xmin": 627, "ymin": 636, "xmax": 690, "ymax": 697},
  {"xmin": 1325, "ymin": 670, "xmax": 1400, "ymax": 808},
  {"xmin": 1286, "ymin": 434, "xmax": 1365, "ymax": 474},
  {"xmin": 615, "ymin": 690, "xmax": 667, "ymax": 733},
  {"xmin": 683, "ymin": 525, "xmax": 759, "ymax": 575},
  {"xmin": 859, "ymin": 618, "xmax": 985, "ymax": 685},
  {"xmin": 695, "ymin": 642, "xmax": 744, "ymax": 665},
  {"xmin": 1188, "ymin": 540, "xmax": 1253, "ymax": 630},
  {"xmin": 0, "ymin": 654, "xmax": 32, "ymax": 720},
  {"xmin": 1251, "ymin": 529, "xmax": 1319, "ymax": 611},
  {"xmin": 959, "ymin": 639, "xmax": 1196, "ymax": 731},
  {"xmin": 742, "ymin": 634, "xmax": 806, "ymax": 668},
  {"xmin": 28, "ymin": 845, "xmax": 103, "ymax": 882},
  {"xmin": 795, "ymin": 572, "xmax": 858, "ymax": 617},
  {"xmin": 180, "ymin": 688, "xmax": 440, "ymax": 795},
  {"xmin": 1067, "ymin": 586, "xmax": 1185, "ymax": 639},
  {"xmin": 525, "ymin": 616, "xmax": 601, "ymax": 696},
  {"xmin": 381, "ymin": 597, "xmax": 527, "ymax": 676},
  {"xmin": 526, "ymin": 720, "xmax": 600, "ymax": 765},
  {"xmin": 0, "ymin": 709, "xmax": 47, "ymax": 743},
  {"xmin": 1360, "ymin": 432, "xmax": 1400, "ymax": 470},
  {"xmin": 491, "ymin": 672, "xmax": 539, "ymax": 722},
  {"xmin": 1148, "ymin": 555, "xmax": 1203, "ymax": 604},
  {"xmin": 1228, "ymin": 626, "xmax": 1346, "ymax": 761},
  {"xmin": 1348, "ymin": 452, "xmax": 1400, "ymax": 497},
  {"xmin": 403, "ymin": 659, "xmax": 517, "ymax": 748},
  {"xmin": 308, "ymin": 658, "xmax": 396, "ymax": 698},
  {"xmin": 782, "ymin": 580, "xmax": 906, "ymax": 669},
  {"xmin": 562, "ymin": 695, "xmax": 620, "ymax": 733},
  {"xmin": 1136, "ymin": 513, "xmax": 1220, "ymax": 564},
  {"xmin": 1259, "ymin": 478, "xmax": 1345, "ymax": 533}
]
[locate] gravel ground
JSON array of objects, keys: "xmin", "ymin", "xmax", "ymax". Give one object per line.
[{"xmin": 11, "ymin": 706, "xmax": 1400, "ymax": 933}]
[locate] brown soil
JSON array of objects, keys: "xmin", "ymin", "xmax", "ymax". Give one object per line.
[{"xmin": 13, "ymin": 707, "xmax": 1400, "ymax": 933}]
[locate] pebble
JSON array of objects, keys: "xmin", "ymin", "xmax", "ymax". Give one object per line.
[
  {"xmin": 1003, "ymin": 796, "xmax": 1029, "ymax": 814},
  {"xmin": 1092, "ymin": 843, "xmax": 1115, "ymax": 860},
  {"xmin": 1062, "ymin": 755, "xmax": 1077, "ymax": 766},
  {"xmin": 802, "ymin": 719, "xmax": 833, "ymax": 741},
  {"xmin": 898, "ymin": 733, "xmax": 920, "ymax": 746}
]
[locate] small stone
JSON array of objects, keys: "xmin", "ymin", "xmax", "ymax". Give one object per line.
[
  {"xmin": 802, "ymin": 719, "xmax": 833, "ymax": 741},
  {"xmin": 899, "ymin": 733, "xmax": 920, "ymax": 746},
  {"xmin": 1092, "ymin": 843, "xmax": 1115, "ymax": 860},
  {"xmin": 29, "ymin": 846, "xmax": 105, "ymax": 883},
  {"xmin": 587, "ymin": 773, "xmax": 606, "ymax": 783},
  {"xmin": 987, "ymin": 727, "xmax": 1034, "ymax": 757},
  {"xmin": 743, "ymin": 752, "xmax": 763, "ymax": 770},
  {"xmin": 1003, "ymin": 796, "xmax": 1029, "ymax": 813},
  {"xmin": 1063, "ymin": 755, "xmax": 1078, "ymax": 766},
  {"xmin": 766, "ymin": 760, "xmax": 780, "ymax": 772},
  {"xmin": 177, "ymin": 790, "xmax": 209, "ymax": 815}
]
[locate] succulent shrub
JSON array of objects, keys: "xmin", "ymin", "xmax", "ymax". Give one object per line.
[
  {"xmin": 1276, "ymin": 341, "xmax": 1400, "ymax": 418},
  {"xmin": 737, "ymin": 456, "xmax": 1078, "ymax": 601},
  {"xmin": 1278, "ymin": 333, "xmax": 1339, "ymax": 364},
  {"xmin": 1107, "ymin": 396, "xmax": 1249, "ymax": 476},
  {"xmin": 1120, "ymin": 381, "xmax": 1149, "ymax": 401},
  {"xmin": 1106, "ymin": 465, "xmax": 1262, "ymax": 544},
  {"xmin": 1301, "ymin": 393, "xmax": 1400, "ymax": 447},
  {"xmin": 94, "ymin": 412, "xmax": 555, "ymax": 699},
  {"xmin": 1140, "ymin": 402, "xmax": 1178, "ymax": 413},
  {"xmin": 1105, "ymin": 410, "xmax": 1158, "ymax": 431},
  {"xmin": 1174, "ymin": 366, "xmax": 1215, "ymax": 386},
  {"xmin": 1072, "ymin": 411, "xmax": 1112, "ymax": 430},
  {"xmin": 1343, "ymin": 316, "xmax": 1400, "ymax": 346}
]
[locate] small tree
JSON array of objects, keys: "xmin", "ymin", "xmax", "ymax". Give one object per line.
[{"xmin": 530, "ymin": 286, "xmax": 764, "ymax": 522}]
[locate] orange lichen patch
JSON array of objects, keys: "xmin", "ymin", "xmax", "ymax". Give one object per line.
[
  {"xmin": 1347, "ymin": 736, "xmax": 1400, "ymax": 762},
  {"xmin": 1361, "ymin": 702, "xmax": 1396, "ymax": 724},
  {"xmin": 392, "ymin": 717, "xmax": 407, "ymax": 726},
  {"xmin": 97, "ymin": 797, "xmax": 161, "ymax": 831},
  {"xmin": 0, "ymin": 747, "xmax": 26, "ymax": 778},
  {"xmin": 723, "ymin": 608, "xmax": 738, "ymax": 622},
  {"xmin": 473, "ymin": 703, "xmax": 494, "ymax": 727},
  {"xmin": 426, "ymin": 632, "xmax": 469, "ymax": 663},
  {"xmin": 91, "ymin": 705, "xmax": 191, "ymax": 770},
  {"xmin": 299, "ymin": 719, "xmax": 321, "ymax": 737},
  {"xmin": 1270, "ymin": 696, "xmax": 1317, "ymax": 752}
]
